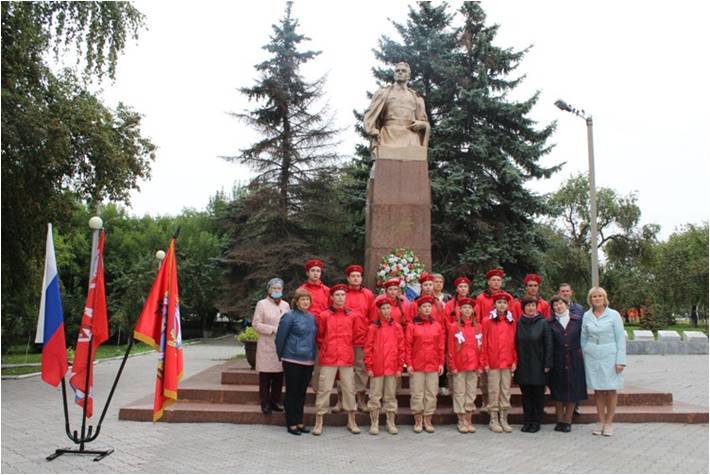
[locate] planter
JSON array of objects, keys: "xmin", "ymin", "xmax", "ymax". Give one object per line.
[{"xmin": 244, "ymin": 341, "xmax": 257, "ymax": 370}]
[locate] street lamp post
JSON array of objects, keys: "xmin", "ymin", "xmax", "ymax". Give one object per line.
[{"xmin": 555, "ymin": 99, "xmax": 600, "ymax": 288}]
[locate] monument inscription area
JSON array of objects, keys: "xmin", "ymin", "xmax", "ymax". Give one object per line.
[{"xmin": 363, "ymin": 62, "xmax": 432, "ymax": 288}]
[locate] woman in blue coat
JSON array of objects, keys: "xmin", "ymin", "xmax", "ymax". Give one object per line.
[
  {"xmin": 581, "ymin": 287, "xmax": 626, "ymax": 437},
  {"xmin": 275, "ymin": 288, "xmax": 318, "ymax": 436},
  {"xmin": 548, "ymin": 295, "xmax": 587, "ymax": 433}
]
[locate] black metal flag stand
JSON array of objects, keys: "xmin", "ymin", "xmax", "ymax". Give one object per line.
[{"xmin": 46, "ymin": 336, "xmax": 135, "ymax": 462}]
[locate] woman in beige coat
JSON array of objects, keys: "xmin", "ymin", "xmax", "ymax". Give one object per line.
[{"xmin": 253, "ymin": 277, "xmax": 290, "ymax": 415}]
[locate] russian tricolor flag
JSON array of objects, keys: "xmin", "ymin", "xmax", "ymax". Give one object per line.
[{"xmin": 35, "ymin": 224, "xmax": 68, "ymax": 387}]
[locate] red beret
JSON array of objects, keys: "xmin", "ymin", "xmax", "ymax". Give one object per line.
[
  {"xmin": 416, "ymin": 295, "xmax": 436, "ymax": 306},
  {"xmin": 384, "ymin": 278, "xmax": 401, "ymax": 289},
  {"xmin": 419, "ymin": 273, "xmax": 435, "ymax": 284},
  {"xmin": 491, "ymin": 292, "xmax": 512, "ymax": 303},
  {"xmin": 458, "ymin": 297, "xmax": 475, "ymax": 307},
  {"xmin": 375, "ymin": 295, "xmax": 393, "ymax": 308},
  {"xmin": 485, "ymin": 268, "xmax": 505, "ymax": 280},
  {"xmin": 523, "ymin": 273, "xmax": 542, "ymax": 285},
  {"xmin": 330, "ymin": 283, "xmax": 348, "ymax": 295},
  {"xmin": 345, "ymin": 264, "xmax": 364, "ymax": 276},
  {"xmin": 305, "ymin": 259, "xmax": 324, "ymax": 271},
  {"xmin": 453, "ymin": 276, "xmax": 471, "ymax": 287}
]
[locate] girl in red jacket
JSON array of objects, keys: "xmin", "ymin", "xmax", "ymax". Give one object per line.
[
  {"xmin": 405, "ymin": 294, "xmax": 445, "ymax": 433},
  {"xmin": 444, "ymin": 276, "xmax": 472, "ymax": 324},
  {"xmin": 481, "ymin": 292, "xmax": 517, "ymax": 434},
  {"xmin": 447, "ymin": 297, "xmax": 484, "ymax": 433},
  {"xmin": 364, "ymin": 295, "xmax": 405, "ymax": 435}
]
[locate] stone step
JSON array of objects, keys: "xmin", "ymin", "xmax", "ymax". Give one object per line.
[
  {"xmin": 118, "ymin": 399, "xmax": 709, "ymax": 425},
  {"xmin": 180, "ymin": 383, "xmax": 673, "ymax": 407}
]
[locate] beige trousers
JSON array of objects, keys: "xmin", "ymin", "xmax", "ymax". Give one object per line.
[
  {"xmin": 316, "ymin": 366, "xmax": 356, "ymax": 415},
  {"xmin": 353, "ymin": 346, "xmax": 368, "ymax": 393},
  {"xmin": 367, "ymin": 375, "xmax": 398, "ymax": 412},
  {"xmin": 410, "ymin": 371, "xmax": 438, "ymax": 415},
  {"xmin": 486, "ymin": 368, "xmax": 512, "ymax": 411},
  {"xmin": 452, "ymin": 371, "xmax": 479, "ymax": 414}
]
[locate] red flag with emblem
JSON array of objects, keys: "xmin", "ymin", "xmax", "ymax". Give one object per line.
[
  {"xmin": 133, "ymin": 238, "xmax": 183, "ymax": 421},
  {"xmin": 69, "ymin": 230, "xmax": 109, "ymax": 417}
]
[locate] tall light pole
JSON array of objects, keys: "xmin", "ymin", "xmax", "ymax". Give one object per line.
[{"xmin": 555, "ymin": 99, "xmax": 599, "ymax": 288}]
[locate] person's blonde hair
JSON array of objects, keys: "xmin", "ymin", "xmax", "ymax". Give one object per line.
[
  {"xmin": 291, "ymin": 288, "xmax": 312, "ymax": 310},
  {"xmin": 587, "ymin": 286, "xmax": 609, "ymax": 307}
]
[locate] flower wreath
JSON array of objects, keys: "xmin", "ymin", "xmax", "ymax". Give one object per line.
[{"xmin": 375, "ymin": 248, "xmax": 425, "ymax": 291}]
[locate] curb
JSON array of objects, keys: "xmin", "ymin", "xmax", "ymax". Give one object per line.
[{"xmin": 1, "ymin": 334, "xmax": 236, "ymax": 380}]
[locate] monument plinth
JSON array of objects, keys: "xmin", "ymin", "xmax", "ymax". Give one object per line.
[{"xmin": 362, "ymin": 62, "xmax": 432, "ymax": 289}]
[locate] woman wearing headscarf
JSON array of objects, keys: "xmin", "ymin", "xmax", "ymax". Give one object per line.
[
  {"xmin": 252, "ymin": 277, "xmax": 290, "ymax": 415},
  {"xmin": 548, "ymin": 295, "xmax": 587, "ymax": 432}
]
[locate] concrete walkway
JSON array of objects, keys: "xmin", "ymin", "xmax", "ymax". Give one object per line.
[{"xmin": 1, "ymin": 337, "xmax": 707, "ymax": 473}]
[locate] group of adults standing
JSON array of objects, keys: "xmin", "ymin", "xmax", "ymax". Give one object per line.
[{"xmin": 250, "ymin": 258, "xmax": 627, "ymax": 437}]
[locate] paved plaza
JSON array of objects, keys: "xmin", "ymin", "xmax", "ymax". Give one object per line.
[{"xmin": 1, "ymin": 337, "xmax": 708, "ymax": 473}]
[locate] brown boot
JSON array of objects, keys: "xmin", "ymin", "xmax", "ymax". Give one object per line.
[
  {"xmin": 413, "ymin": 413, "xmax": 423, "ymax": 433},
  {"xmin": 500, "ymin": 409, "xmax": 513, "ymax": 433},
  {"xmin": 489, "ymin": 410, "xmax": 503, "ymax": 433},
  {"xmin": 423, "ymin": 415, "xmax": 435, "ymax": 433},
  {"xmin": 347, "ymin": 411, "xmax": 360, "ymax": 434},
  {"xmin": 465, "ymin": 411, "xmax": 476, "ymax": 433},
  {"xmin": 386, "ymin": 412, "xmax": 398, "ymax": 435},
  {"xmin": 456, "ymin": 414, "xmax": 468, "ymax": 433},
  {"xmin": 369, "ymin": 409, "xmax": 379, "ymax": 435},
  {"xmin": 312, "ymin": 414, "xmax": 324, "ymax": 436}
]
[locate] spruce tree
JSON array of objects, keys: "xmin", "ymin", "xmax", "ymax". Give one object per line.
[
  {"xmin": 342, "ymin": 1, "xmax": 558, "ymax": 287},
  {"xmin": 221, "ymin": 2, "xmax": 343, "ymax": 314}
]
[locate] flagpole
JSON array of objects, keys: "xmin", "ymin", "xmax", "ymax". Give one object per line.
[{"xmin": 47, "ymin": 216, "xmax": 114, "ymax": 462}]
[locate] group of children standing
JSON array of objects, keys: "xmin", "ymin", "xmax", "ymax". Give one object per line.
[{"xmin": 296, "ymin": 259, "xmax": 568, "ymax": 436}]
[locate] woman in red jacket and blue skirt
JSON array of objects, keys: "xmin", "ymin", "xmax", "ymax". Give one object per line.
[
  {"xmin": 364, "ymin": 295, "xmax": 405, "ymax": 435},
  {"xmin": 405, "ymin": 294, "xmax": 445, "ymax": 433},
  {"xmin": 447, "ymin": 297, "xmax": 485, "ymax": 433}
]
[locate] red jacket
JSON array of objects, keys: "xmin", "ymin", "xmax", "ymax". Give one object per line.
[
  {"xmin": 364, "ymin": 319, "xmax": 405, "ymax": 377},
  {"xmin": 444, "ymin": 297, "xmax": 472, "ymax": 325},
  {"xmin": 512, "ymin": 297, "xmax": 551, "ymax": 319},
  {"xmin": 480, "ymin": 312, "xmax": 517, "ymax": 369},
  {"xmin": 475, "ymin": 290, "xmax": 517, "ymax": 324},
  {"xmin": 406, "ymin": 296, "xmax": 446, "ymax": 326},
  {"xmin": 316, "ymin": 306, "xmax": 357, "ymax": 366},
  {"xmin": 405, "ymin": 316, "xmax": 445, "ymax": 372},
  {"xmin": 447, "ymin": 319, "xmax": 485, "ymax": 372},
  {"xmin": 298, "ymin": 281, "xmax": 330, "ymax": 318},
  {"xmin": 368, "ymin": 296, "xmax": 410, "ymax": 327},
  {"xmin": 346, "ymin": 286, "xmax": 375, "ymax": 347}
]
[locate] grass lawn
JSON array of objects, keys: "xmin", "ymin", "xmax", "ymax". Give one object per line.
[{"xmin": 1, "ymin": 342, "xmax": 153, "ymax": 366}]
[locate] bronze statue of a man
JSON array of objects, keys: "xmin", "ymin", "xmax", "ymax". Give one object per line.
[{"xmin": 363, "ymin": 62, "xmax": 430, "ymax": 159}]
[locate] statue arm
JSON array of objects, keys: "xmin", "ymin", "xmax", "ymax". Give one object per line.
[{"xmin": 363, "ymin": 88, "xmax": 388, "ymax": 137}]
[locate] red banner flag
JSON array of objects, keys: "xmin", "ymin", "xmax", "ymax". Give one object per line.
[
  {"xmin": 133, "ymin": 238, "xmax": 184, "ymax": 421},
  {"xmin": 69, "ymin": 230, "xmax": 109, "ymax": 417}
]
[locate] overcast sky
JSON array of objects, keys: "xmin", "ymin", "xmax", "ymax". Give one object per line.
[{"xmin": 98, "ymin": 0, "xmax": 709, "ymax": 239}]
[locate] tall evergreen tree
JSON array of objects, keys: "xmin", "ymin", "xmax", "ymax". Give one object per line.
[
  {"xmin": 221, "ymin": 2, "xmax": 345, "ymax": 315},
  {"xmin": 342, "ymin": 1, "xmax": 558, "ymax": 287}
]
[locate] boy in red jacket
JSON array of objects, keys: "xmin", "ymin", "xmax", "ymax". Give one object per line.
[
  {"xmin": 343, "ymin": 264, "xmax": 375, "ymax": 412},
  {"xmin": 481, "ymin": 292, "xmax": 517, "ymax": 434},
  {"xmin": 313, "ymin": 284, "xmax": 360, "ymax": 436},
  {"xmin": 405, "ymin": 295, "xmax": 445, "ymax": 433},
  {"xmin": 512, "ymin": 273, "xmax": 551, "ymax": 319},
  {"xmin": 365, "ymin": 295, "xmax": 405, "ymax": 435},
  {"xmin": 445, "ymin": 276, "xmax": 472, "ymax": 324},
  {"xmin": 447, "ymin": 297, "xmax": 484, "ymax": 433}
]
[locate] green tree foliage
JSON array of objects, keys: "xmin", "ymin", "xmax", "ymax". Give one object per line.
[
  {"xmin": 1, "ymin": 2, "xmax": 154, "ymax": 348},
  {"xmin": 220, "ymin": 2, "xmax": 348, "ymax": 318},
  {"xmin": 341, "ymin": 2, "xmax": 558, "ymax": 285}
]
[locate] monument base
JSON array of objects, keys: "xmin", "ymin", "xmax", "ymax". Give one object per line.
[{"xmin": 364, "ymin": 157, "xmax": 431, "ymax": 289}]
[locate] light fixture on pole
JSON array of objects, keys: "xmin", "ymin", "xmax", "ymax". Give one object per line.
[{"xmin": 555, "ymin": 99, "xmax": 600, "ymax": 288}]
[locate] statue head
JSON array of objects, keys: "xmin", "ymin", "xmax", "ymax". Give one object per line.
[{"xmin": 393, "ymin": 62, "xmax": 411, "ymax": 83}]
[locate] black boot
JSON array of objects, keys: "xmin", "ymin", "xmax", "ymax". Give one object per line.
[{"xmin": 270, "ymin": 402, "xmax": 284, "ymax": 412}]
